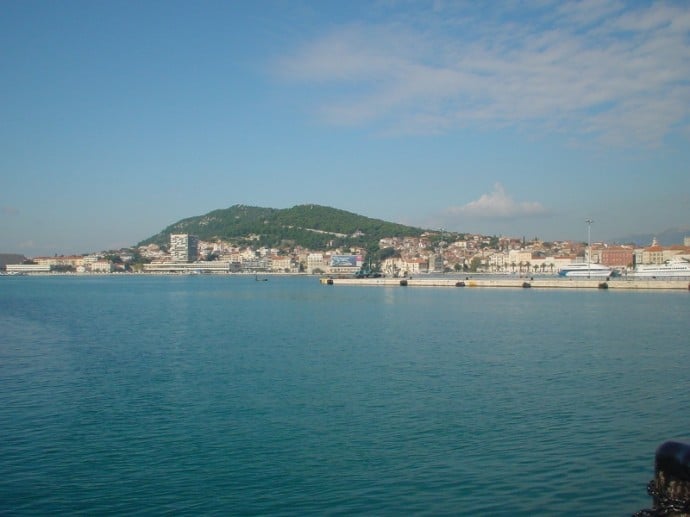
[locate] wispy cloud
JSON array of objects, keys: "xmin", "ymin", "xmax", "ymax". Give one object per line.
[
  {"xmin": 2, "ymin": 206, "xmax": 19, "ymax": 216},
  {"xmin": 447, "ymin": 183, "xmax": 548, "ymax": 220},
  {"xmin": 277, "ymin": 1, "xmax": 690, "ymax": 145}
]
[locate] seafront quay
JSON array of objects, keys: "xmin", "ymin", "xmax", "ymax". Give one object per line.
[{"xmin": 320, "ymin": 276, "xmax": 690, "ymax": 290}]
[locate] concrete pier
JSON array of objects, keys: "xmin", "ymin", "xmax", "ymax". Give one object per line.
[{"xmin": 320, "ymin": 276, "xmax": 690, "ymax": 290}]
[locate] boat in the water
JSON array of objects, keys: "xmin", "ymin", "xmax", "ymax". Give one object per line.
[
  {"xmin": 632, "ymin": 258, "xmax": 690, "ymax": 278},
  {"xmin": 557, "ymin": 262, "xmax": 614, "ymax": 278}
]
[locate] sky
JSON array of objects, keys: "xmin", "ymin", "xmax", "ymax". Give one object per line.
[{"xmin": 2, "ymin": 0, "xmax": 689, "ymax": 256}]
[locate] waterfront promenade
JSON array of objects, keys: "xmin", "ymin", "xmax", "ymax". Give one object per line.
[{"xmin": 321, "ymin": 276, "xmax": 690, "ymax": 290}]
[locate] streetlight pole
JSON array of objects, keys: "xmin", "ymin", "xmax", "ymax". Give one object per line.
[{"xmin": 586, "ymin": 219, "xmax": 593, "ymax": 279}]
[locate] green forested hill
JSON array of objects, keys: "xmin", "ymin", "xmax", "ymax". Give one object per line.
[{"xmin": 138, "ymin": 204, "xmax": 425, "ymax": 251}]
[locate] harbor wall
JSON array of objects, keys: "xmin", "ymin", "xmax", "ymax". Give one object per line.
[{"xmin": 320, "ymin": 277, "xmax": 690, "ymax": 290}]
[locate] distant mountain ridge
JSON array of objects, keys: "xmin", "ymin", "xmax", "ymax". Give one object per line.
[
  {"xmin": 614, "ymin": 227, "xmax": 690, "ymax": 247},
  {"xmin": 139, "ymin": 204, "xmax": 426, "ymax": 251},
  {"xmin": 0, "ymin": 253, "xmax": 26, "ymax": 267}
]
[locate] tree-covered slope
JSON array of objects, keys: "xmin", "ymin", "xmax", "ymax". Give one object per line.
[{"xmin": 138, "ymin": 204, "xmax": 424, "ymax": 250}]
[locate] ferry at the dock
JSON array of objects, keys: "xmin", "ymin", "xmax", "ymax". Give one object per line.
[
  {"xmin": 557, "ymin": 262, "xmax": 614, "ymax": 278},
  {"xmin": 632, "ymin": 259, "xmax": 690, "ymax": 278}
]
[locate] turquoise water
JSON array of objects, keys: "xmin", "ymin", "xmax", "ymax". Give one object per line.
[{"xmin": 1, "ymin": 275, "xmax": 688, "ymax": 515}]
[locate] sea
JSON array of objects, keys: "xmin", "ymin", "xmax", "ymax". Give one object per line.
[{"xmin": 1, "ymin": 275, "xmax": 688, "ymax": 516}]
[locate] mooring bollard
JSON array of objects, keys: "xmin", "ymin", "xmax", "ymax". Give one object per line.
[{"xmin": 635, "ymin": 441, "xmax": 690, "ymax": 516}]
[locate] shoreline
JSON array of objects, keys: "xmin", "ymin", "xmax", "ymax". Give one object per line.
[{"xmin": 3, "ymin": 271, "xmax": 689, "ymax": 290}]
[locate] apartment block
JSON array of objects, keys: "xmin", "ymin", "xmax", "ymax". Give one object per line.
[{"xmin": 170, "ymin": 234, "xmax": 199, "ymax": 262}]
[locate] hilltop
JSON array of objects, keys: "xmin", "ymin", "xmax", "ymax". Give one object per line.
[{"xmin": 138, "ymin": 204, "xmax": 427, "ymax": 251}]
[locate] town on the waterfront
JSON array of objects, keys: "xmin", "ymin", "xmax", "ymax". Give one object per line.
[{"xmin": 3, "ymin": 231, "xmax": 690, "ymax": 280}]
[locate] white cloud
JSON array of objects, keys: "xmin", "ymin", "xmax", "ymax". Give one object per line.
[
  {"xmin": 277, "ymin": 2, "xmax": 690, "ymax": 145},
  {"xmin": 447, "ymin": 183, "xmax": 548, "ymax": 220}
]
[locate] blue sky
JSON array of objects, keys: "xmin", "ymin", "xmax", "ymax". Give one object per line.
[{"xmin": 2, "ymin": 0, "xmax": 689, "ymax": 256}]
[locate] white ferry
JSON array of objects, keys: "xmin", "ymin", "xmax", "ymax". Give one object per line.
[
  {"xmin": 557, "ymin": 263, "xmax": 614, "ymax": 278},
  {"xmin": 632, "ymin": 259, "xmax": 690, "ymax": 278}
]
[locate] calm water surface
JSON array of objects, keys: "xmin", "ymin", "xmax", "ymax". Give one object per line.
[{"xmin": 1, "ymin": 275, "xmax": 688, "ymax": 515}]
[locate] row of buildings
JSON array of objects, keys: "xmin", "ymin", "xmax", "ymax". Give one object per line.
[
  {"xmin": 4, "ymin": 253, "xmax": 130, "ymax": 274},
  {"xmin": 141, "ymin": 233, "xmax": 690, "ymax": 276},
  {"xmin": 140, "ymin": 234, "xmax": 364, "ymax": 275},
  {"xmin": 5, "ymin": 233, "xmax": 690, "ymax": 276}
]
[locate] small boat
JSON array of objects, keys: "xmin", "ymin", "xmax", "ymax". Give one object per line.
[
  {"xmin": 632, "ymin": 259, "xmax": 690, "ymax": 278},
  {"xmin": 557, "ymin": 263, "xmax": 614, "ymax": 278}
]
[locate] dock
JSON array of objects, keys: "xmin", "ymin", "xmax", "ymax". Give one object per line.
[{"xmin": 320, "ymin": 276, "xmax": 690, "ymax": 290}]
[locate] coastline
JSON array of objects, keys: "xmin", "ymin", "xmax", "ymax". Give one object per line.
[{"xmin": 3, "ymin": 271, "xmax": 689, "ymax": 290}]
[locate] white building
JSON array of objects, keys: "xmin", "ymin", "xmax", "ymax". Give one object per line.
[
  {"xmin": 6, "ymin": 264, "xmax": 51, "ymax": 274},
  {"xmin": 489, "ymin": 252, "xmax": 509, "ymax": 271},
  {"xmin": 170, "ymin": 234, "xmax": 199, "ymax": 262},
  {"xmin": 403, "ymin": 258, "xmax": 429, "ymax": 275},
  {"xmin": 306, "ymin": 253, "xmax": 328, "ymax": 274},
  {"xmin": 268, "ymin": 255, "xmax": 291, "ymax": 272},
  {"xmin": 91, "ymin": 260, "xmax": 114, "ymax": 273},
  {"xmin": 508, "ymin": 250, "xmax": 532, "ymax": 269},
  {"xmin": 143, "ymin": 261, "xmax": 231, "ymax": 274}
]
